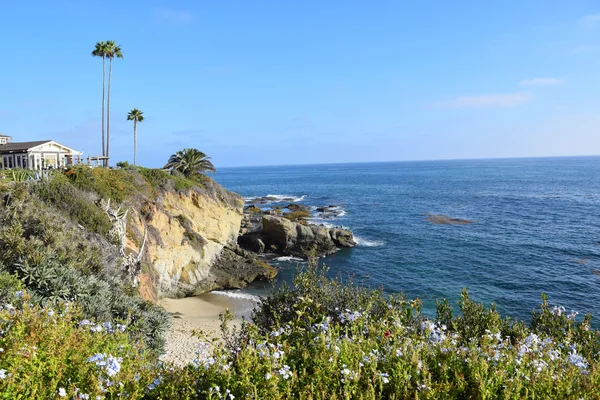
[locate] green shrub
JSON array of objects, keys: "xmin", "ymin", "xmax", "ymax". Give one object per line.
[
  {"xmin": 145, "ymin": 266, "xmax": 600, "ymax": 399},
  {"xmin": 66, "ymin": 166, "xmax": 138, "ymax": 203},
  {"xmin": 0, "ymin": 290, "xmax": 158, "ymax": 399},
  {"xmin": 32, "ymin": 173, "xmax": 113, "ymax": 235}
]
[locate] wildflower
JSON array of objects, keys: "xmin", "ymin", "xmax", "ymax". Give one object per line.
[
  {"xmin": 378, "ymin": 372, "xmax": 390, "ymax": 384},
  {"xmin": 265, "ymin": 373, "xmax": 272, "ymax": 380},
  {"xmin": 278, "ymin": 365, "xmax": 292, "ymax": 379},
  {"xmin": 569, "ymin": 350, "xmax": 588, "ymax": 371},
  {"xmin": 568, "ymin": 311, "xmax": 579, "ymax": 320},
  {"xmin": 87, "ymin": 354, "xmax": 122, "ymax": 377},
  {"xmin": 0, "ymin": 370, "xmax": 6, "ymax": 379},
  {"xmin": 552, "ymin": 306, "xmax": 565, "ymax": 316},
  {"xmin": 14, "ymin": 290, "xmax": 24, "ymax": 299},
  {"xmin": 148, "ymin": 378, "xmax": 161, "ymax": 390},
  {"xmin": 58, "ymin": 387, "xmax": 67, "ymax": 397},
  {"xmin": 47, "ymin": 309, "xmax": 55, "ymax": 317}
]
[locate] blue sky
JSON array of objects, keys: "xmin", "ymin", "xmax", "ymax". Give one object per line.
[{"xmin": 1, "ymin": 1, "xmax": 600, "ymax": 167}]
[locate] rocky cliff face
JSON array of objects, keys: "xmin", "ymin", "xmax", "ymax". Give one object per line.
[{"xmin": 123, "ymin": 177, "xmax": 276, "ymax": 298}]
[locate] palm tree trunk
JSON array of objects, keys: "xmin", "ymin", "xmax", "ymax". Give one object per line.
[
  {"xmin": 101, "ymin": 57, "xmax": 106, "ymax": 158},
  {"xmin": 106, "ymin": 57, "xmax": 113, "ymax": 167},
  {"xmin": 133, "ymin": 120, "xmax": 137, "ymax": 166}
]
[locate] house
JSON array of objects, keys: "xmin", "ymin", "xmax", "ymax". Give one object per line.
[{"xmin": 0, "ymin": 134, "xmax": 83, "ymax": 170}]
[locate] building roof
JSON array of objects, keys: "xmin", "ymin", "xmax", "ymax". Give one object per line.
[
  {"xmin": 0, "ymin": 134, "xmax": 11, "ymax": 138},
  {"xmin": 0, "ymin": 140, "xmax": 52, "ymax": 152}
]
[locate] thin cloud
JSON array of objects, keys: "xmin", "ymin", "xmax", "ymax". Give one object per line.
[
  {"xmin": 518, "ymin": 78, "xmax": 565, "ymax": 87},
  {"xmin": 151, "ymin": 7, "xmax": 193, "ymax": 25},
  {"xmin": 572, "ymin": 45, "xmax": 597, "ymax": 54},
  {"xmin": 579, "ymin": 13, "xmax": 600, "ymax": 29},
  {"xmin": 432, "ymin": 92, "xmax": 532, "ymax": 109}
]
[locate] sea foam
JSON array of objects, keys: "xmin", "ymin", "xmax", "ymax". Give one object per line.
[
  {"xmin": 211, "ymin": 290, "xmax": 262, "ymax": 303},
  {"xmin": 354, "ymin": 235, "xmax": 385, "ymax": 247}
]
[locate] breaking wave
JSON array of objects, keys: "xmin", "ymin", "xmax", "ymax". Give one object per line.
[
  {"xmin": 211, "ymin": 290, "xmax": 262, "ymax": 303},
  {"xmin": 354, "ymin": 235, "xmax": 386, "ymax": 247}
]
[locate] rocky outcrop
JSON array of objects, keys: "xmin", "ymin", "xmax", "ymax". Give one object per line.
[
  {"xmin": 239, "ymin": 215, "xmax": 356, "ymax": 259},
  {"xmin": 125, "ymin": 178, "xmax": 277, "ymax": 298}
]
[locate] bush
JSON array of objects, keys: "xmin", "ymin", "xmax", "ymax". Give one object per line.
[
  {"xmin": 145, "ymin": 266, "xmax": 600, "ymax": 399},
  {"xmin": 32, "ymin": 173, "xmax": 113, "ymax": 235},
  {"xmin": 0, "ymin": 288, "xmax": 158, "ymax": 399}
]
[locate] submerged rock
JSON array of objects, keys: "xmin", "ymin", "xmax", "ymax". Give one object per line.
[{"xmin": 425, "ymin": 213, "xmax": 473, "ymax": 225}]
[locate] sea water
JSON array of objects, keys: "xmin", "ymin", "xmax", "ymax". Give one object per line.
[{"xmin": 213, "ymin": 157, "xmax": 600, "ymax": 323}]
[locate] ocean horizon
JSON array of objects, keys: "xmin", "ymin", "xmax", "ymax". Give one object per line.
[{"xmin": 214, "ymin": 156, "xmax": 600, "ymax": 325}]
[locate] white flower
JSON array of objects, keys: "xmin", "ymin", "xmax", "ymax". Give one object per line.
[
  {"xmin": 265, "ymin": 373, "xmax": 272, "ymax": 380},
  {"xmin": 278, "ymin": 365, "xmax": 292, "ymax": 379},
  {"xmin": 58, "ymin": 387, "xmax": 67, "ymax": 397},
  {"xmin": 0, "ymin": 370, "xmax": 6, "ymax": 379}
]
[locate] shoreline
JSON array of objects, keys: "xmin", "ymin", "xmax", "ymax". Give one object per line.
[{"xmin": 159, "ymin": 292, "xmax": 257, "ymax": 367}]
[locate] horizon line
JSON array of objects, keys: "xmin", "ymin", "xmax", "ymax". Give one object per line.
[{"xmin": 215, "ymin": 154, "xmax": 600, "ymax": 170}]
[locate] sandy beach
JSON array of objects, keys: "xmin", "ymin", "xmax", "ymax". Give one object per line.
[{"xmin": 159, "ymin": 292, "xmax": 256, "ymax": 367}]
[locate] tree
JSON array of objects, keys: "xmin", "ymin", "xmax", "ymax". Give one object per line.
[
  {"xmin": 91, "ymin": 41, "xmax": 108, "ymax": 159},
  {"xmin": 164, "ymin": 148, "xmax": 216, "ymax": 179},
  {"xmin": 127, "ymin": 109, "xmax": 144, "ymax": 166},
  {"xmin": 104, "ymin": 40, "xmax": 123, "ymax": 167}
]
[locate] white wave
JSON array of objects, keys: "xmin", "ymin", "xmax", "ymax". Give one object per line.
[
  {"xmin": 354, "ymin": 235, "xmax": 385, "ymax": 247},
  {"xmin": 211, "ymin": 290, "xmax": 261, "ymax": 303},
  {"xmin": 274, "ymin": 256, "xmax": 305, "ymax": 262},
  {"xmin": 307, "ymin": 219, "xmax": 335, "ymax": 228},
  {"xmin": 265, "ymin": 194, "xmax": 307, "ymax": 202},
  {"xmin": 337, "ymin": 210, "xmax": 347, "ymax": 217}
]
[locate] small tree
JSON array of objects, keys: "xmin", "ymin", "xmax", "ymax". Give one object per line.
[{"xmin": 164, "ymin": 148, "xmax": 216, "ymax": 179}]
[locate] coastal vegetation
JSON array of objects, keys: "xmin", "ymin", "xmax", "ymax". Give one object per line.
[{"xmin": 1, "ymin": 263, "xmax": 599, "ymax": 398}]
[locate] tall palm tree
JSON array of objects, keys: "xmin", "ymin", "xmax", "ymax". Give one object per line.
[
  {"xmin": 127, "ymin": 109, "xmax": 144, "ymax": 166},
  {"xmin": 91, "ymin": 41, "xmax": 108, "ymax": 158},
  {"xmin": 164, "ymin": 148, "xmax": 216, "ymax": 179},
  {"xmin": 104, "ymin": 40, "xmax": 123, "ymax": 167}
]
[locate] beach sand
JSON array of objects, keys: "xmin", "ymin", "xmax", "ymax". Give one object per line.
[{"xmin": 159, "ymin": 292, "xmax": 256, "ymax": 367}]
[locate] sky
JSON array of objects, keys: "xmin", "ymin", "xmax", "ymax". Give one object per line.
[{"xmin": 1, "ymin": 1, "xmax": 600, "ymax": 168}]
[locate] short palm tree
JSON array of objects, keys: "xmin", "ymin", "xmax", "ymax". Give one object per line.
[
  {"xmin": 127, "ymin": 109, "xmax": 144, "ymax": 166},
  {"xmin": 104, "ymin": 40, "xmax": 123, "ymax": 166},
  {"xmin": 91, "ymin": 41, "xmax": 108, "ymax": 158},
  {"xmin": 164, "ymin": 148, "xmax": 216, "ymax": 179}
]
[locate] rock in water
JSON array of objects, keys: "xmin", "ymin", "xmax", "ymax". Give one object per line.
[{"xmin": 254, "ymin": 215, "xmax": 356, "ymax": 258}]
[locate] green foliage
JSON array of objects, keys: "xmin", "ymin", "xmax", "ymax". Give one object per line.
[
  {"xmin": 66, "ymin": 166, "xmax": 138, "ymax": 203},
  {"xmin": 0, "ymin": 179, "xmax": 170, "ymax": 352},
  {"xmin": 164, "ymin": 148, "xmax": 216, "ymax": 179},
  {"xmin": 116, "ymin": 161, "xmax": 131, "ymax": 168},
  {"xmin": 145, "ymin": 266, "xmax": 600, "ymax": 399},
  {"xmin": 10, "ymin": 168, "xmax": 33, "ymax": 183},
  {"xmin": 0, "ymin": 290, "xmax": 158, "ymax": 399},
  {"xmin": 32, "ymin": 173, "xmax": 113, "ymax": 235}
]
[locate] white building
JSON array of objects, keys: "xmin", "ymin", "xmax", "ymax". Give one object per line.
[{"xmin": 0, "ymin": 134, "xmax": 83, "ymax": 170}]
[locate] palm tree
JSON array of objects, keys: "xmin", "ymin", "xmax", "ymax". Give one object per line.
[
  {"xmin": 91, "ymin": 41, "xmax": 108, "ymax": 158},
  {"xmin": 127, "ymin": 109, "xmax": 144, "ymax": 166},
  {"xmin": 104, "ymin": 40, "xmax": 123, "ymax": 167},
  {"xmin": 164, "ymin": 148, "xmax": 216, "ymax": 179}
]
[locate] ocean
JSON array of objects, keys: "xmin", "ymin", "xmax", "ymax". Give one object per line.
[{"xmin": 212, "ymin": 157, "xmax": 600, "ymax": 324}]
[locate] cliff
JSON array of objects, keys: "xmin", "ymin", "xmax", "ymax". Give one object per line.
[
  {"xmin": 124, "ymin": 177, "xmax": 276, "ymax": 298},
  {"xmin": 2, "ymin": 167, "xmax": 276, "ymax": 302}
]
